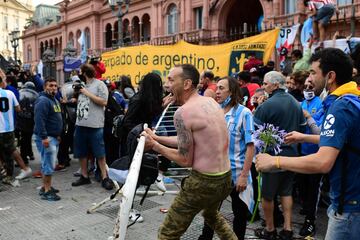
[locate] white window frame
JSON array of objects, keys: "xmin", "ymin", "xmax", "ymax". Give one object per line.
[
  {"xmin": 167, "ymin": 4, "xmax": 178, "ymax": 35},
  {"xmin": 195, "ymin": 7, "xmax": 203, "ymax": 30},
  {"xmin": 284, "ymin": 0, "xmax": 296, "ymax": 14},
  {"xmin": 337, "ymin": 0, "xmax": 352, "ymax": 5}
]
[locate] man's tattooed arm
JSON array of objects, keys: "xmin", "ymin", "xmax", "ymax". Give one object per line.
[
  {"xmin": 151, "ymin": 108, "xmax": 194, "ymax": 167},
  {"xmin": 174, "ymin": 109, "xmax": 193, "ymax": 162}
]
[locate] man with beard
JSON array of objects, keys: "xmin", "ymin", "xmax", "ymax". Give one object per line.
[
  {"xmin": 256, "ymin": 48, "xmax": 360, "ymax": 240},
  {"xmin": 142, "ymin": 64, "xmax": 237, "ymax": 239},
  {"xmin": 34, "ymin": 78, "xmax": 63, "ymax": 201}
]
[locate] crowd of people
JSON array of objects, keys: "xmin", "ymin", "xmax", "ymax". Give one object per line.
[{"xmin": 1, "ymin": 30, "xmax": 360, "ymax": 240}]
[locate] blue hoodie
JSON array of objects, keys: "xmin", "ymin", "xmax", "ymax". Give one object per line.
[{"xmin": 34, "ymin": 92, "xmax": 63, "ymax": 139}]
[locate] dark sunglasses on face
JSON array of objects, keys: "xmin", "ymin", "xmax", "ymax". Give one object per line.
[{"xmin": 304, "ymin": 85, "xmax": 313, "ymax": 90}]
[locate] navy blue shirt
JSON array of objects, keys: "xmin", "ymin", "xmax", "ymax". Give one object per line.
[
  {"xmin": 254, "ymin": 89, "xmax": 306, "ymax": 157},
  {"xmin": 319, "ymin": 97, "xmax": 360, "ymax": 213},
  {"xmin": 34, "ymin": 92, "xmax": 63, "ymax": 139}
]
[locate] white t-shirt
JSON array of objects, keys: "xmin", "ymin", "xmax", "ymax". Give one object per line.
[
  {"xmin": 76, "ymin": 79, "xmax": 108, "ymax": 128},
  {"xmin": 0, "ymin": 88, "xmax": 19, "ymax": 133},
  {"xmin": 308, "ymin": 0, "xmax": 334, "ymax": 10}
]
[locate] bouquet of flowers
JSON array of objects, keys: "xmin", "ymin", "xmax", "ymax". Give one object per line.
[{"xmin": 251, "ymin": 123, "xmax": 287, "ymax": 223}]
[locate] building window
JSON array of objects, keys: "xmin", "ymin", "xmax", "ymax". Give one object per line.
[
  {"xmin": 27, "ymin": 46, "xmax": 32, "ymax": 62},
  {"xmin": 3, "ymin": 16, "xmax": 8, "ymax": 30},
  {"xmin": 337, "ymin": 0, "xmax": 352, "ymax": 5},
  {"xmin": 15, "ymin": 18, "xmax": 19, "ymax": 30},
  {"xmin": 69, "ymin": 32, "xmax": 74, "ymax": 47},
  {"xmin": 85, "ymin": 28, "xmax": 91, "ymax": 49},
  {"xmin": 284, "ymin": 0, "xmax": 296, "ymax": 14},
  {"xmin": 194, "ymin": 7, "xmax": 203, "ymax": 30},
  {"xmin": 167, "ymin": 4, "xmax": 178, "ymax": 34}
]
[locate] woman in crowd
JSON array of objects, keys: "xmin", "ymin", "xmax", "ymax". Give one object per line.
[
  {"xmin": 118, "ymin": 75, "xmax": 136, "ymax": 100},
  {"xmin": 119, "ymin": 72, "xmax": 163, "ymax": 156}
]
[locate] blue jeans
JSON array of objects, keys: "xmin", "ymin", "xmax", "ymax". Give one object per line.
[
  {"xmin": 73, "ymin": 126, "xmax": 105, "ymax": 159},
  {"xmin": 325, "ymin": 207, "xmax": 360, "ymax": 240},
  {"xmin": 34, "ymin": 135, "xmax": 59, "ymax": 176}
]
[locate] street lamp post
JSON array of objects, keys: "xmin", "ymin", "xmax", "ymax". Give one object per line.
[
  {"xmin": 108, "ymin": 0, "xmax": 131, "ymax": 48},
  {"xmin": 9, "ymin": 30, "xmax": 20, "ymax": 63}
]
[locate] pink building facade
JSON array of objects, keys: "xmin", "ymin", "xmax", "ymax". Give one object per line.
[{"xmin": 22, "ymin": 0, "xmax": 360, "ymax": 83}]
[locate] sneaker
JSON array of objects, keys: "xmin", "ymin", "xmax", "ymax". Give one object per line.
[
  {"xmin": 129, "ymin": 209, "xmax": 144, "ymax": 223},
  {"xmin": 299, "ymin": 219, "xmax": 316, "ymax": 237},
  {"xmin": 15, "ymin": 167, "xmax": 32, "ymax": 180},
  {"xmin": 73, "ymin": 168, "xmax": 81, "ymax": 177},
  {"xmin": 155, "ymin": 173, "xmax": 167, "ymax": 192},
  {"xmin": 2, "ymin": 176, "xmax": 13, "ymax": 185},
  {"xmin": 54, "ymin": 164, "xmax": 67, "ymax": 172},
  {"xmin": 254, "ymin": 228, "xmax": 277, "ymax": 240},
  {"xmin": 261, "ymin": 215, "xmax": 284, "ymax": 228},
  {"xmin": 278, "ymin": 229, "xmax": 293, "ymax": 240},
  {"xmin": 102, "ymin": 177, "xmax": 114, "ymax": 190},
  {"xmin": 41, "ymin": 190, "xmax": 61, "ymax": 201},
  {"xmin": 72, "ymin": 175, "xmax": 91, "ymax": 187},
  {"xmin": 32, "ymin": 170, "xmax": 42, "ymax": 178},
  {"xmin": 39, "ymin": 186, "xmax": 60, "ymax": 196}
]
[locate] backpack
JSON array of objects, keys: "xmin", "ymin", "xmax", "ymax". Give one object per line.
[
  {"xmin": 109, "ymin": 124, "xmax": 158, "ymax": 186},
  {"xmin": 105, "ymin": 92, "xmax": 125, "ymax": 137}
]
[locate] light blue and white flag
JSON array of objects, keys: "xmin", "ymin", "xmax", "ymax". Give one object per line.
[
  {"xmin": 37, "ymin": 60, "xmax": 43, "ymax": 78},
  {"xmin": 78, "ymin": 30, "xmax": 87, "ymax": 63}
]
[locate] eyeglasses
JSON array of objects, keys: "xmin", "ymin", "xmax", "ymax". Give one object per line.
[{"xmin": 304, "ymin": 85, "xmax": 314, "ymax": 90}]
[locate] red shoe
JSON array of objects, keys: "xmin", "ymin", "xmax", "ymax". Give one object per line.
[
  {"xmin": 32, "ymin": 170, "xmax": 42, "ymax": 178},
  {"xmin": 54, "ymin": 164, "xmax": 67, "ymax": 172}
]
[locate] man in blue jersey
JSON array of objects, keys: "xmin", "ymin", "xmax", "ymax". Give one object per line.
[
  {"xmin": 0, "ymin": 71, "xmax": 21, "ymax": 185},
  {"xmin": 256, "ymin": 48, "xmax": 360, "ymax": 240},
  {"xmin": 298, "ymin": 77, "xmax": 324, "ymax": 237}
]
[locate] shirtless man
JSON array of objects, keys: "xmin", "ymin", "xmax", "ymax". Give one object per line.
[
  {"xmin": 199, "ymin": 70, "xmax": 217, "ymax": 99},
  {"xmin": 142, "ymin": 64, "xmax": 237, "ymax": 240}
]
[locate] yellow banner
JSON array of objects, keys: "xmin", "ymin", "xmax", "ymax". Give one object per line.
[{"xmin": 102, "ymin": 29, "xmax": 279, "ymax": 84}]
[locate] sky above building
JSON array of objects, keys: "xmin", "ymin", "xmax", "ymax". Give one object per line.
[{"xmin": 32, "ymin": 0, "xmax": 63, "ymax": 7}]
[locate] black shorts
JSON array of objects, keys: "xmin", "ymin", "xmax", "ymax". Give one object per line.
[{"xmin": 261, "ymin": 171, "xmax": 294, "ymax": 201}]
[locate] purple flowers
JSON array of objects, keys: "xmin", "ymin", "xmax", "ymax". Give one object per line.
[
  {"xmin": 250, "ymin": 123, "xmax": 287, "ymax": 223},
  {"xmin": 253, "ymin": 123, "xmax": 287, "ymax": 155}
]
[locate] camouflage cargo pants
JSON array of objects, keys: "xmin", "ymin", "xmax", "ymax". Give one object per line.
[
  {"xmin": 158, "ymin": 170, "xmax": 237, "ymax": 240},
  {"xmin": 0, "ymin": 132, "xmax": 16, "ymax": 177}
]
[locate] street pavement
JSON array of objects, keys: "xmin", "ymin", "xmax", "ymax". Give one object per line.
[{"xmin": 0, "ymin": 145, "xmax": 328, "ymax": 240}]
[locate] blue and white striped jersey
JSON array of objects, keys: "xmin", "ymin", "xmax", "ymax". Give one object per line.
[{"xmin": 0, "ymin": 88, "xmax": 19, "ymax": 133}]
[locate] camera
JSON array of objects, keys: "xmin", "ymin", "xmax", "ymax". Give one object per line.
[
  {"xmin": 89, "ymin": 55, "xmax": 100, "ymax": 65},
  {"xmin": 72, "ymin": 80, "xmax": 84, "ymax": 92}
]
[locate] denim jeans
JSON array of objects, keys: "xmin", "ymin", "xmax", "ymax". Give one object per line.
[
  {"xmin": 325, "ymin": 207, "xmax": 360, "ymax": 240},
  {"xmin": 34, "ymin": 135, "xmax": 59, "ymax": 176}
]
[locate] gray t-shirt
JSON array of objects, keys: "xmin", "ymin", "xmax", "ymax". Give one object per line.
[{"xmin": 76, "ymin": 79, "xmax": 108, "ymax": 128}]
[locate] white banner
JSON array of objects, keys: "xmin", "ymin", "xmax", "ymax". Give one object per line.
[{"xmin": 276, "ymin": 24, "xmax": 301, "ymax": 57}]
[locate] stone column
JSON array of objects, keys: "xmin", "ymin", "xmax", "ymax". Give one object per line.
[
  {"xmin": 151, "ymin": 4, "xmax": 158, "ymax": 39},
  {"xmin": 180, "ymin": 0, "xmax": 185, "ymax": 32},
  {"xmin": 203, "ymin": 0, "xmax": 209, "ymax": 29},
  {"xmin": 158, "ymin": 4, "xmax": 162, "ymax": 35},
  {"xmin": 139, "ymin": 21, "xmax": 143, "ymax": 42},
  {"xmin": 185, "ymin": 0, "xmax": 191, "ymax": 31}
]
